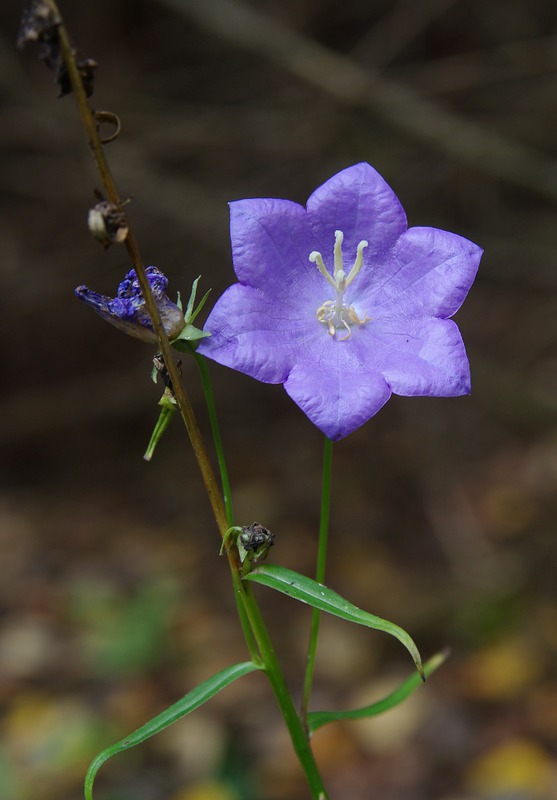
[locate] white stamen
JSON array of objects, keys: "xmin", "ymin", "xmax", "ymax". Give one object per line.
[
  {"xmin": 345, "ymin": 240, "xmax": 368, "ymax": 287},
  {"xmin": 309, "ymin": 250, "xmax": 337, "ymax": 289},
  {"xmin": 311, "ymin": 230, "xmax": 371, "ymax": 340}
]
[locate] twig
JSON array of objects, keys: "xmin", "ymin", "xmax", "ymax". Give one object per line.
[
  {"xmin": 350, "ymin": 0, "xmax": 458, "ymax": 68},
  {"xmin": 394, "ymin": 35, "xmax": 557, "ymax": 95},
  {"xmin": 43, "ymin": 0, "xmax": 230, "ymax": 536},
  {"xmin": 158, "ymin": 0, "xmax": 557, "ymax": 203}
]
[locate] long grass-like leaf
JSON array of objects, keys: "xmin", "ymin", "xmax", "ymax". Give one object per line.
[
  {"xmin": 307, "ymin": 650, "xmax": 448, "ymax": 735},
  {"xmin": 84, "ymin": 660, "xmax": 262, "ymax": 800}
]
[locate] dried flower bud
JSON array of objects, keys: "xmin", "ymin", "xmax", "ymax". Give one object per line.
[
  {"xmin": 88, "ymin": 201, "xmax": 129, "ymax": 248},
  {"xmin": 152, "ymin": 353, "xmax": 182, "ymax": 393},
  {"xmin": 240, "ymin": 523, "xmax": 275, "ymax": 552},
  {"xmin": 238, "ymin": 522, "xmax": 275, "ymax": 569},
  {"xmin": 18, "ymin": 0, "xmax": 97, "ymax": 98},
  {"xmin": 17, "ymin": 0, "xmax": 60, "ymax": 48},
  {"xmin": 56, "ymin": 56, "xmax": 97, "ymax": 99}
]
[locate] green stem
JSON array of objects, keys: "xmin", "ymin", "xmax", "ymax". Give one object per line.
[
  {"xmin": 194, "ymin": 353, "xmax": 234, "ymax": 525},
  {"xmin": 194, "ymin": 352, "xmax": 328, "ymax": 795},
  {"xmin": 195, "ymin": 353, "xmax": 327, "ymax": 793},
  {"xmin": 233, "ymin": 574, "xmax": 329, "ymax": 799},
  {"xmin": 193, "ymin": 353, "xmax": 260, "ymax": 662},
  {"xmin": 301, "ymin": 437, "xmax": 333, "ymax": 724}
]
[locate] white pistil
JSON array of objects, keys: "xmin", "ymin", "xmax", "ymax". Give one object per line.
[
  {"xmin": 333, "ymin": 229, "xmax": 344, "ymax": 277},
  {"xmin": 310, "ymin": 230, "xmax": 370, "ymax": 340}
]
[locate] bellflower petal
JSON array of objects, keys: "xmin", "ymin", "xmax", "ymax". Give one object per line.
[
  {"xmin": 361, "ymin": 317, "xmax": 471, "ymax": 396},
  {"xmin": 307, "ymin": 162, "xmax": 407, "ymax": 264},
  {"xmin": 284, "ymin": 340, "xmax": 392, "ymax": 441},
  {"xmin": 198, "ymin": 283, "xmax": 297, "ymax": 382},
  {"xmin": 357, "ymin": 227, "xmax": 482, "ymax": 318},
  {"xmin": 229, "ymin": 198, "xmax": 322, "ymax": 305},
  {"xmin": 199, "ymin": 163, "xmax": 482, "ymax": 440}
]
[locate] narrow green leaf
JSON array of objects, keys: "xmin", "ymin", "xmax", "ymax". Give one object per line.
[
  {"xmin": 84, "ymin": 661, "xmax": 262, "ymax": 800},
  {"xmin": 307, "ymin": 649, "xmax": 448, "ymax": 735},
  {"xmin": 245, "ymin": 564, "xmax": 424, "ymax": 679}
]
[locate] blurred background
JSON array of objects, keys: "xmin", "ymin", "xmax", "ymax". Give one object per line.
[{"xmin": 2, "ymin": 1, "xmax": 557, "ymax": 798}]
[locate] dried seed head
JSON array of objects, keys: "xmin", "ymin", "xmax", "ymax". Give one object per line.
[
  {"xmin": 56, "ymin": 56, "xmax": 97, "ymax": 98},
  {"xmin": 18, "ymin": 1, "xmax": 97, "ymax": 98},
  {"xmin": 240, "ymin": 523, "xmax": 275, "ymax": 552},
  {"xmin": 87, "ymin": 201, "xmax": 129, "ymax": 248},
  {"xmin": 18, "ymin": 0, "xmax": 60, "ymax": 49}
]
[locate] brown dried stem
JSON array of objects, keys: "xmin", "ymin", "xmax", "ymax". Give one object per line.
[{"xmin": 43, "ymin": 0, "xmax": 229, "ymax": 537}]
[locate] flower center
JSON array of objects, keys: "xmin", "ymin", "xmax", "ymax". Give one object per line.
[{"xmin": 310, "ymin": 230, "xmax": 371, "ymax": 340}]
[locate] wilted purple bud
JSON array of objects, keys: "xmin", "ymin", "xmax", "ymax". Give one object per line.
[{"xmin": 75, "ymin": 266, "xmax": 185, "ymax": 343}]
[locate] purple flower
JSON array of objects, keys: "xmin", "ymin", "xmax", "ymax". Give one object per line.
[
  {"xmin": 198, "ymin": 163, "xmax": 482, "ymax": 441},
  {"xmin": 75, "ymin": 266, "xmax": 184, "ymax": 343}
]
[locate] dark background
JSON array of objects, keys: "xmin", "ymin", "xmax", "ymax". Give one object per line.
[{"xmin": 2, "ymin": 1, "xmax": 557, "ymax": 798}]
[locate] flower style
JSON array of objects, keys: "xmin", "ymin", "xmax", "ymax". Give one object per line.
[
  {"xmin": 75, "ymin": 266, "xmax": 184, "ymax": 343},
  {"xmin": 198, "ymin": 163, "xmax": 482, "ymax": 441}
]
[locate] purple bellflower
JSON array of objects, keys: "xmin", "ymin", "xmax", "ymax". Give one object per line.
[
  {"xmin": 198, "ymin": 163, "xmax": 482, "ymax": 441},
  {"xmin": 75, "ymin": 266, "xmax": 184, "ymax": 344}
]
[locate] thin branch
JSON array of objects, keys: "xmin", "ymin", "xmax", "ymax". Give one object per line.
[
  {"xmin": 158, "ymin": 0, "xmax": 557, "ymax": 203},
  {"xmin": 394, "ymin": 35, "xmax": 557, "ymax": 95},
  {"xmin": 350, "ymin": 0, "xmax": 458, "ymax": 68},
  {"xmin": 44, "ymin": 0, "xmax": 230, "ymax": 537}
]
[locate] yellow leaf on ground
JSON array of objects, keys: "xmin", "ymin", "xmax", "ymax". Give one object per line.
[
  {"xmin": 459, "ymin": 638, "xmax": 543, "ymax": 700},
  {"xmin": 171, "ymin": 780, "xmax": 238, "ymax": 800},
  {"xmin": 467, "ymin": 739, "xmax": 556, "ymax": 798}
]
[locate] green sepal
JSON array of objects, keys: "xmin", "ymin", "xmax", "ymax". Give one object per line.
[
  {"xmin": 84, "ymin": 660, "xmax": 262, "ymax": 800},
  {"xmin": 220, "ymin": 526, "xmax": 243, "ymax": 556},
  {"xmin": 184, "ymin": 275, "xmax": 211, "ymax": 324},
  {"xmin": 307, "ymin": 649, "xmax": 448, "ymax": 735},
  {"xmin": 143, "ymin": 389, "xmax": 177, "ymax": 461},
  {"xmin": 245, "ymin": 564, "xmax": 424, "ymax": 680},
  {"xmin": 172, "ymin": 323, "xmax": 211, "ymax": 346},
  {"xmin": 171, "ymin": 276, "xmax": 212, "ymax": 348}
]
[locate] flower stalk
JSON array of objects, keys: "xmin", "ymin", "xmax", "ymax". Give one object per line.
[
  {"xmin": 40, "ymin": 2, "xmax": 328, "ymax": 795},
  {"xmin": 301, "ymin": 437, "xmax": 333, "ymax": 725},
  {"xmin": 194, "ymin": 352, "xmax": 235, "ymax": 526}
]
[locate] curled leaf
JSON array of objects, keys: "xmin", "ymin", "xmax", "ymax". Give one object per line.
[
  {"xmin": 307, "ymin": 649, "xmax": 448, "ymax": 735},
  {"xmin": 84, "ymin": 661, "xmax": 262, "ymax": 800},
  {"xmin": 245, "ymin": 564, "xmax": 424, "ymax": 679}
]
